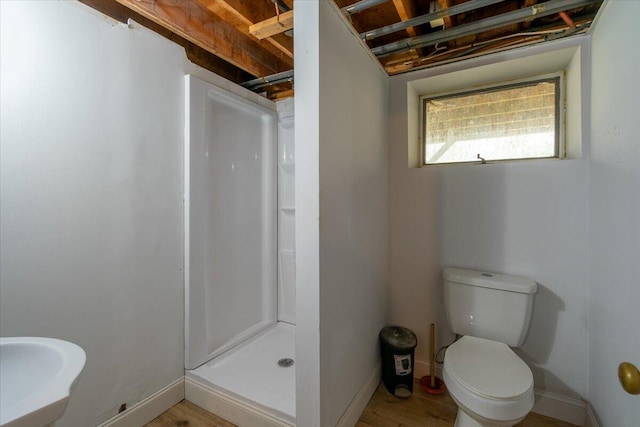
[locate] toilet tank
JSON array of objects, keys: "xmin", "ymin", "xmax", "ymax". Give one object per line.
[{"xmin": 443, "ymin": 268, "xmax": 537, "ymax": 347}]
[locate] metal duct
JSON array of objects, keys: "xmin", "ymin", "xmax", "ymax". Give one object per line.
[
  {"xmin": 361, "ymin": 0, "xmax": 505, "ymax": 41},
  {"xmin": 371, "ymin": 0, "xmax": 600, "ymax": 57},
  {"xmin": 342, "ymin": 0, "xmax": 389, "ymax": 16},
  {"xmin": 242, "ymin": 70, "xmax": 294, "ymax": 90}
]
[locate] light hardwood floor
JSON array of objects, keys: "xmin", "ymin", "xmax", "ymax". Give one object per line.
[
  {"xmin": 145, "ymin": 400, "xmax": 235, "ymax": 427},
  {"xmin": 145, "ymin": 380, "xmax": 578, "ymax": 427},
  {"xmin": 356, "ymin": 380, "xmax": 578, "ymax": 427}
]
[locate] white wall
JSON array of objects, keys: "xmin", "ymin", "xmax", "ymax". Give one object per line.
[
  {"xmin": 388, "ymin": 39, "xmax": 591, "ymax": 400},
  {"xmin": 295, "ymin": 2, "xmax": 389, "ymax": 425},
  {"xmin": 0, "ymin": 2, "xmax": 267, "ymax": 426},
  {"xmin": 294, "ymin": 1, "xmax": 321, "ymax": 424},
  {"xmin": 588, "ymin": 1, "xmax": 640, "ymax": 425},
  {"xmin": 317, "ymin": 2, "xmax": 388, "ymax": 425}
]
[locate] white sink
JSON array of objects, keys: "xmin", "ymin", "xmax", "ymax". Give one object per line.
[{"xmin": 0, "ymin": 337, "xmax": 86, "ymax": 427}]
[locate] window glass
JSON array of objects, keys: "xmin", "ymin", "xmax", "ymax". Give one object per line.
[{"xmin": 423, "ymin": 79, "xmax": 560, "ymax": 164}]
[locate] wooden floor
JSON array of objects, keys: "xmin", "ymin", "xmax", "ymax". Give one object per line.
[
  {"xmin": 145, "ymin": 400, "xmax": 235, "ymax": 427},
  {"xmin": 356, "ymin": 380, "xmax": 578, "ymax": 427},
  {"xmin": 145, "ymin": 379, "xmax": 578, "ymax": 427}
]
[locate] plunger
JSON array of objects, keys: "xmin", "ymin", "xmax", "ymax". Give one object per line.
[{"xmin": 420, "ymin": 323, "xmax": 446, "ymax": 394}]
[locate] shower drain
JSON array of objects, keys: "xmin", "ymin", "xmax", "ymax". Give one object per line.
[{"xmin": 277, "ymin": 358, "xmax": 294, "ymax": 367}]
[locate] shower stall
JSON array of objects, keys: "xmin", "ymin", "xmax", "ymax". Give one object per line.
[{"xmin": 183, "ymin": 75, "xmax": 296, "ymax": 426}]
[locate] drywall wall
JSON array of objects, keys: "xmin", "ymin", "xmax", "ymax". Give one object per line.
[
  {"xmin": 0, "ymin": 2, "xmax": 270, "ymax": 426},
  {"xmin": 317, "ymin": 3, "xmax": 388, "ymax": 425},
  {"xmin": 588, "ymin": 1, "xmax": 640, "ymax": 424},
  {"xmin": 388, "ymin": 39, "xmax": 591, "ymax": 400},
  {"xmin": 294, "ymin": 1, "xmax": 321, "ymax": 424},
  {"xmin": 295, "ymin": 2, "xmax": 389, "ymax": 425},
  {"xmin": 319, "ymin": 2, "xmax": 388, "ymax": 426}
]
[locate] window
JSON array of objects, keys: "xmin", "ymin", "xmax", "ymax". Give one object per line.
[{"xmin": 421, "ymin": 76, "xmax": 563, "ymax": 165}]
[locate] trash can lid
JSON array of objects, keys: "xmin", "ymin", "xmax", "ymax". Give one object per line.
[{"xmin": 380, "ymin": 326, "xmax": 417, "ymax": 349}]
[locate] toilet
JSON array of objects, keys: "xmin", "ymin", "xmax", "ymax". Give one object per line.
[{"xmin": 442, "ymin": 268, "xmax": 537, "ymax": 427}]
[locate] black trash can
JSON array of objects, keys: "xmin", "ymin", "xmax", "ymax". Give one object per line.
[{"xmin": 379, "ymin": 326, "xmax": 417, "ymax": 398}]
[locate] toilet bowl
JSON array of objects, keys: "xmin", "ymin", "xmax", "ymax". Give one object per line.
[
  {"xmin": 443, "ymin": 336, "xmax": 534, "ymax": 427},
  {"xmin": 442, "ymin": 268, "xmax": 538, "ymax": 426}
]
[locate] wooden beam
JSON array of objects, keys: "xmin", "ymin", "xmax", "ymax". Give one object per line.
[
  {"xmin": 78, "ymin": 0, "xmax": 253, "ymax": 83},
  {"xmin": 437, "ymin": 0, "xmax": 458, "ymax": 47},
  {"xmin": 384, "ymin": 11, "xmax": 598, "ymax": 76},
  {"xmin": 395, "ymin": 34, "xmax": 542, "ymax": 72},
  {"xmin": 437, "ymin": 0, "xmax": 453, "ymax": 30},
  {"xmin": 199, "ymin": 0, "xmax": 293, "ymax": 59},
  {"xmin": 391, "ymin": 0, "xmax": 418, "ymax": 37},
  {"xmin": 268, "ymin": 88, "xmax": 294, "ymax": 100},
  {"xmin": 521, "ymin": 0, "xmax": 538, "ymax": 29},
  {"xmin": 250, "ymin": 10, "xmax": 294, "ymax": 40},
  {"xmin": 114, "ymin": 0, "xmax": 291, "ymax": 77}
]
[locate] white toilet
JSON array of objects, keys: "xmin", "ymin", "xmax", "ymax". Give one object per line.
[{"xmin": 442, "ymin": 267, "xmax": 538, "ymax": 427}]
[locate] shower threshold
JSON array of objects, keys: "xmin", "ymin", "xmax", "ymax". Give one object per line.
[{"xmin": 185, "ymin": 322, "xmax": 295, "ymax": 426}]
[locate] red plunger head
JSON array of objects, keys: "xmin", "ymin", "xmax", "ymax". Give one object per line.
[{"xmin": 420, "ymin": 375, "xmax": 446, "ymax": 395}]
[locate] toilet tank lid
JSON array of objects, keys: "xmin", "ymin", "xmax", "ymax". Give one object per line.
[{"xmin": 443, "ymin": 268, "xmax": 537, "ymax": 294}]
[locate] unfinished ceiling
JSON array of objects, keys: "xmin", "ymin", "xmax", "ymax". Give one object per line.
[{"xmin": 81, "ymin": 0, "xmax": 604, "ymax": 99}]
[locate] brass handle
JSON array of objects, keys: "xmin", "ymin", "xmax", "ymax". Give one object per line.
[{"xmin": 618, "ymin": 362, "xmax": 640, "ymax": 395}]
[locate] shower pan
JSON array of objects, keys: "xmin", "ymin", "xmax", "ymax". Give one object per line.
[{"xmin": 183, "ymin": 75, "xmax": 296, "ymax": 426}]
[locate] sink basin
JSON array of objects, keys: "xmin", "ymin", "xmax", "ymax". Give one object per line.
[{"xmin": 0, "ymin": 337, "xmax": 86, "ymax": 427}]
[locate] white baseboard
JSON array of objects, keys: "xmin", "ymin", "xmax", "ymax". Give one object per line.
[
  {"xmin": 532, "ymin": 389, "xmax": 586, "ymax": 426},
  {"xmin": 93, "ymin": 364, "xmax": 597, "ymax": 427},
  {"xmin": 185, "ymin": 376, "xmax": 294, "ymax": 427},
  {"xmin": 584, "ymin": 402, "xmax": 602, "ymax": 427},
  {"xmin": 186, "ymin": 362, "xmax": 380, "ymax": 427},
  {"xmin": 97, "ymin": 377, "xmax": 184, "ymax": 427},
  {"xmin": 336, "ymin": 360, "xmax": 382, "ymax": 427}
]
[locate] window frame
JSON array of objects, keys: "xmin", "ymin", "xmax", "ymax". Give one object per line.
[{"xmin": 419, "ymin": 72, "xmax": 565, "ymax": 166}]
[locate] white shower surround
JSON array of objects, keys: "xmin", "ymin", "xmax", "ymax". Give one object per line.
[
  {"xmin": 184, "ymin": 75, "xmax": 278, "ymax": 369},
  {"xmin": 184, "ymin": 75, "xmax": 296, "ymax": 425},
  {"xmin": 186, "ymin": 323, "xmax": 295, "ymax": 426},
  {"xmin": 277, "ymin": 98, "xmax": 296, "ymax": 325}
]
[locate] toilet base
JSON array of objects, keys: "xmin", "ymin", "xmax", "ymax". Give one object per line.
[
  {"xmin": 454, "ymin": 409, "xmax": 484, "ymax": 427},
  {"xmin": 454, "ymin": 407, "xmax": 524, "ymax": 427},
  {"xmin": 451, "ymin": 396, "xmax": 527, "ymax": 427}
]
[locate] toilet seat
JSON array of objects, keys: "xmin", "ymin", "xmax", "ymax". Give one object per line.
[{"xmin": 443, "ymin": 336, "xmax": 534, "ymax": 422}]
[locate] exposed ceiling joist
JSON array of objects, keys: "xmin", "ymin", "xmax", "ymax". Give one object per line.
[
  {"xmin": 81, "ymin": 0, "xmax": 605, "ymax": 97},
  {"xmin": 363, "ymin": 0, "xmax": 505, "ymax": 41},
  {"xmin": 198, "ymin": 0, "xmax": 293, "ymax": 59},
  {"xmin": 78, "ymin": 0, "xmax": 253, "ymax": 83},
  {"xmin": 522, "ymin": 0, "xmax": 540, "ymax": 29},
  {"xmin": 437, "ymin": 0, "xmax": 454, "ymax": 31},
  {"xmin": 391, "ymin": 0, "xmax": 418, "ymax": 38},
  {"xmin": 372, "ymin": 0, "xmax": 600, "ymax": 57},
  {"xmin": 114, "ymin": 0, "xmax": 292, "ymax": 78},
  {"xmin": 250, "ymin": 9, "xmax": 294, "ymax": 39},
  {"xmin": 384, "ymin": 11, "xmax": 597, "ymax": 74}
]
